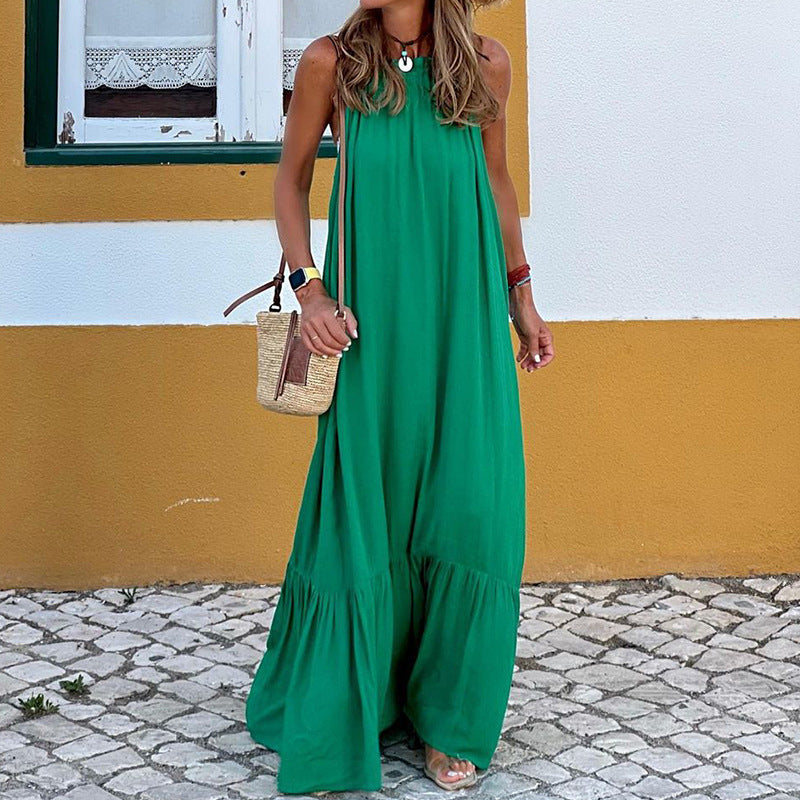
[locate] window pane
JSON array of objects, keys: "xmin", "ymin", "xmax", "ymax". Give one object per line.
[
  {"xmin": 84, "ymin": 0, "xmax": 216, "ymax": 119},
  {"xmin": 283, "ymin": 0, "xmax": 354, "ymax": 114}
]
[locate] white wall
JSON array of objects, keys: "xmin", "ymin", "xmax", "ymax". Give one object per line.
[
  {"xmin": 2, "ymin": 0, "xmax": 798, "ymax": 325},
  {"xmin": 526, "ymin": 0, "xmax": 800, "ymax": 320}
]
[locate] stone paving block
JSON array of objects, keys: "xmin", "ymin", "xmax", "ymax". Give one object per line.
[
  {"xmin": 553, "ymin": 745, "xmax": 615, "ymax": 774},
  {"xmin": 673, "ymin": 764, "xmax": 735, "ymax": 788},
  {"xmin": 81, "ymin": 744, "xmax": 145, "ymax": 776},
  {"xmin": 706, "ymin": 633, "xmax": 759, "ymax": 651},
  {"xmin": 55, "ymin": 623, "xmax": 107, "ymax": 642},
  {"xmin": 84, "ymin": 677, "xmax": 148, "ymax": 704},
  {"xmin": 69, "ymin": 654, "xmax": 127, "ymax": 678},
  {"xmin": 88, "ymin": 713, "xmax": 144, "ymax": 736},
  {"xmin": 694, "ymin": 649, "xmax": 765, "ymax": 673},
  {"xmin": 669, "ymin": 699, "xmax": 720, "ymax": 725},
  {"xmin": 596, "ymin": 760, "xmax": 647, "ymax": 788},
  {"xmin": 122, "ymin": 697, "xmax": 191, "ymax": 724},
  {"xmin": 711, "ymin": 779, "xmax": 771, "ymax": 800},
  {"xmin": 743, "ymin": 578, "xmax": 784, "ymax": 595},
  {"xmin": 715, "ymin": 749, "xmax": 771, "ymax": 775},
  {"xmin": 163, "ymin": 710, "xmax": 234, "ymax": 739},
  {"xmin": 126, "ymin": 728, "xmax": 178, "ymax": 752},
  {"xmin": 0, "ymin": 623, "xmax": 43, "ymax": 646},
  {"xmin": 30, "ymin": 642, "xmax": 90, "ymax": 662},
  {"xmin": 192, "ymin": 665, "xmax": 251, "ymax": 689},
  {"xmin": 520, "ymin": 696, "xmax": 583, "ymax": 721},
  {"xmin": 656, "ymin": 638, "xmax": 709, "ymax": 661},
  {"xmin": 670, "ymin": 732, "xmax": 730, "ymax": 758},
  {"xmin": 591, "ymin": 731, "xmax": 649, "ymax": 755},
  {"xmin": 550, "ymin": 775, "xmax": 618, "ymax": 799},
  {"xmin": 559, "ymin": 713, "xmax": 620, "ymax": 738},
  {"xmin": 61, "ymin": 786, "xmax": 123, "ymax": 800},
  {"xmin": 660, "ymin": 667, "xmax": 710, "ymax": 693},
  {"xmin": 595, "ymin": 696, "xmax": 657, "ymax": 719},
  {"xmin": 564, "ymin": 664, "xmax": 648, "ymax": 692},
  {"xmin": 775, "ymin": 581, "xmax": 800, "ymax": 602},
  {"xmin": 142, "ymin": 783, "xmax": 224, "ymax": 800},
  {"xmin": 758, "ymin": 770, "xmax": 800, "ymax": 792},
  {"xmin": 103, "ymin": 766, "xmax": 173, "ymax": 795},
  {"xmin": 629, "ymin": 746, "xmax": 701, "ymax": 774},
  {"xmin": 509, "ymin": 723, "xmax": 578, "ymax": 756},
  {"xmin": 627, "ymin": 681, "xmax": 687, "ymax": 706},
  {"xmin": 116, "ymin": 614, "xmax": 170, "ymax": 636},
  {"xmin": 11, "ymin": 715, "xmax": 90, "ymax": 744},
  {"xmin": 698, "ymin": 716, "xmax": 760, "ymax": 740},
  {"xmin": 57, "ymin": 702, "xmax": 106, "ymax": 722},
  {"xmin": 563, "ymin": 617, "xmax": 631, "ymax": 642},
  {"xmin": 661, "ymin": 576, "xmax": 726, "ymax": 599},
  {"xmin": 0, "ymin": 744, "xmax": 53, "ymax": 774},
  {"xmin": 732, "ymin": 616, "xmax": 791, "ymax": 641},
  {"xmin": 53, "ymin": 732, "xmax": 124, "ymax": 761},
  {"xmin": 514, "ymin": 758, "xmax": 571, "ymax": 785},
  {"xmin": 732, "ymin": 732, "xmax": 794, "ymax": 757},
  {"xmin": 26, "ymin": 761, "xmax": 84, "ymax": 791},
  {"xmin": 623, "ymin": 711, "xmax": 692, "ymax": 738},
  {"xmin": 710, "ymin": 595, "xmax": 781, "ymax": 618}
]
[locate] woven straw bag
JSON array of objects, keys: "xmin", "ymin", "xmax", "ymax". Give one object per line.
[{"xmin": 222, "ymin": 34, "xmax": 348, "ymax": 416}]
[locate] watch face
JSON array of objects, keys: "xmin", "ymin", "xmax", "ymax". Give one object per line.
[{"xmin": 289, "ymin": 268, "xmax": 305, "ymax": 291}]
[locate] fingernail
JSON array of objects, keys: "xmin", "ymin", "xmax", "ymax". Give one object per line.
[
  {"xmin": 336, "ymin": 352, "xmax": 343, "ymax": 358},
  {"xmin": 352, "ymin": 329, "xmax": 358, "ymax": 338},
  {"xmin": 322, "ymin": 354, "xmax": 328, "ymax": 359},
  {"xmin": 343, "ymin": 345, "xmax": 350, "ymax": 351}
]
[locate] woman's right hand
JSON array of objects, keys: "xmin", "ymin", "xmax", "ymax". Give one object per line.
[{"xmin": 296, "ymin": 280, "xmax": 359, "ymax": 358}]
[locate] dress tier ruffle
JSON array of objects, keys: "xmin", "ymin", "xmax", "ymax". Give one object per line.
[
  {"xmin": 245, "ymin": 555, "xmax": 521, "ymax": 792},
  {"xmin": 245, "ymin": 56, "xmax": 527, "ymax": 794}
]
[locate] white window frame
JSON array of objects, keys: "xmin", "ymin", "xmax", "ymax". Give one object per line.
[{"xmin": 57, "ymin": 0, "xmax": 283, "ymax": 145}]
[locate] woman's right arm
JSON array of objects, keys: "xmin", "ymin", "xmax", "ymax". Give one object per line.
[{"xmin": 275, "ymin": 36, "xmax": 357, "ymax": 356}]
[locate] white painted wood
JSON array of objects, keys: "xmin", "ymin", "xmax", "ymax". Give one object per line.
[
  {"xmin": 215, "ymin": 0, "xmax": 242, "ymax": 141},
  {"xmin": 57, "ymin": 0, "xmax": 87, "ymax": 144},
  {"xmin": 83, "ymin": 118, "xmax": 218, "ymax": 143}
]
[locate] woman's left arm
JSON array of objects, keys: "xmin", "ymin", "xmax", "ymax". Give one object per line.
[{"xmin": 480, "ymin": 37, "xmax": 555, "ymax": 371}]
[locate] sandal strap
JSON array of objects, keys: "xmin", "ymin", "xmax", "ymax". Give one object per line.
[{"xmin": 427, "ymin": 751, "xmax": 474, "ymax": 775}]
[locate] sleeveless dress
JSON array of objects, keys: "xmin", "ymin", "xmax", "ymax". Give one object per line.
[{"xmin": 245, "ymin": 55, "xmax": 527, "ymax": 794}]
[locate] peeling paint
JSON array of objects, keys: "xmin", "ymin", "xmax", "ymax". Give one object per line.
[
  {"xmin": 243, "ymin": 130, "xmax": 254, "ymax": 141},
  {"xmin": 160, "ymin": 125, "xmax": 174, "ymax": 134},
  {"xmin": 172, "ymin": 130, "xmax": 193, "ymax": 138},
  {"xmin": 59, "ymin": 111, "xmax": 75, "ymax": 144},
  {"xmin": 164, "ymin": 497, "xmax": 221, "ymax": 513}
]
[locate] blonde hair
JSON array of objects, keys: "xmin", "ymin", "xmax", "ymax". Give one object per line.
[{"xmin": 335, "ymin": 0, "xmax": 506, "ymax": 127}]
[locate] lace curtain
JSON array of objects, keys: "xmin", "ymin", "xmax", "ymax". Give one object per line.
[{"xmin": 84, "ymin": 0, "xmax": 216, "ymax": 90}]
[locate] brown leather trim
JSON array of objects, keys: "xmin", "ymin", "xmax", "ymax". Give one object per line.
[
  {"xmin": 274, "ymin": 310, "xmax": 298, "ymax": 400},
  {"xmin": 285, "ymin": 333, "xmax": 311, "ymax": 386}
]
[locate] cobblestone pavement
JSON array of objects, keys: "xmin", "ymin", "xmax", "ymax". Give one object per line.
[{"xmin": 1, "ymin": 574, "xmax": 800, "ymax": 800}]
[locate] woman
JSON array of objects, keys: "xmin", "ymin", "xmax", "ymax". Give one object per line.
[{"xmin": 245, "ymin": 0, "xmax": 554, "ymax": 793}]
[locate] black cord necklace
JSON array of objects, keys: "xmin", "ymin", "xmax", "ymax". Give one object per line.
[{"xmin": 386, "ymin": 26, "xmax": 432, "ymax": 73}]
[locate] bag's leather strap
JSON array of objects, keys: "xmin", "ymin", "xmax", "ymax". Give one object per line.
[{"xmin": 223, "ymin": 33, "xmax": 347, "ymax": 319}]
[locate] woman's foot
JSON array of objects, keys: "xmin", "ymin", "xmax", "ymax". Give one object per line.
[{"xmin": 423, "ymin": 742, "xmax": 477, "ymax": 789}]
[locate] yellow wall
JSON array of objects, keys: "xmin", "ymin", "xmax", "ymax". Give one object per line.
[
  {"xmin": 2, "ymin": 320, "xmax": 798, "ymax": 590},
  {"xmin": 0, "ymin": 1, "xmax": 528, "ymax": 223}
]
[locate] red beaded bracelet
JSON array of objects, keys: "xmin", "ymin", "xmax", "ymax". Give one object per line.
[{"xmin": 506, "ymin": 263, "xmax": 531, "ymax": 288}]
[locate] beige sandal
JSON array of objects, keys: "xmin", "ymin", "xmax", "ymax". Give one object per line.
[{"xmin": 423, "ymin": 747, "xmax": 478, "ymax": 791}]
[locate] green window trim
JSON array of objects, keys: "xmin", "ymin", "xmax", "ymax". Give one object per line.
[{"xmin": 23, "ymin": 0, "xmax": 336, "ymax": 166}]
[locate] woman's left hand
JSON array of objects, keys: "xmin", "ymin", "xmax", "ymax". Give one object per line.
[{"xmin": 509, "ymin": 287, "xmax": 554, "ymax": 371}]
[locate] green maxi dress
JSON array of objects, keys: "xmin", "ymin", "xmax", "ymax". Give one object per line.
[{"xmin": 246, "ymin": 55, "xmax": 526, "ymax": 794}]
